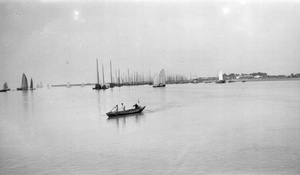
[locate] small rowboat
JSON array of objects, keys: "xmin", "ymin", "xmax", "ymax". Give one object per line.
[{"xmin": 106, "ymin": 106, "xmax": 146, "ymax": 118}]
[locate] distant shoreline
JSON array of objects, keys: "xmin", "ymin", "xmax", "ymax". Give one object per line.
[
  {"xmin": 45, "ymin": 78, "xmax": 300, "ymax": 88},
  {"xmin": 233, "ymin": 78, "xmax": 300, "ymax": 82}
]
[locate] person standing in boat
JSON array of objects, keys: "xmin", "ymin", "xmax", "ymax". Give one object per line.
[{"xmin": 121, "ymin": 103, "xmax": 125, "ymax": 111}]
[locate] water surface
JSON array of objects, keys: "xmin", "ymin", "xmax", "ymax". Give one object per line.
[{"xmin": 1, "ymin": 81, "xmax": 300, "ymax": 174}]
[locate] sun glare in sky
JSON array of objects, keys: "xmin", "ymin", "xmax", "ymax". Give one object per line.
[
  {"xmin": 222, "ymin": 7, "xmax": 230, "ymax": 15},
  {"xmin": 74, "ymin": 10, "xmax": 79, "ymax": 21}
]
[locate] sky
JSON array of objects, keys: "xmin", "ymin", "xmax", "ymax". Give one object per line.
[{"xmin": 1, "ymin": 0, "xmax": 300, "ymax": 88}]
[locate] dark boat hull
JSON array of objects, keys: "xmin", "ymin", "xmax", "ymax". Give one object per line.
[
  {"xmin": 93, "ymin": 84, "xmax": 101, "ymax": 90},
  {"xmin": 93, "ymin": 84, "xmax": 109, "ymax": 90},
  {"xmin": 0, "ymin": 89, "xmax": 10, "ymax": 92},
  {"xmin": 106, "ymin": 106, "xmax": 146, "ymax": 117},
  {"xmin": 153, "ymin": 84, "xmax": 166, "ymax": 88},
  {"xmin": 215, "ymin": 80, "xmax": 226, "ymax": 84},
  {"xmin": 17, "ymin": 88, "xmax": 28, "ymax": 91}
]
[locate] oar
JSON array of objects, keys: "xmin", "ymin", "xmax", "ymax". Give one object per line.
[{"xmin": 110, "ymin": 107, "xmax": 115, "ymax": 112}]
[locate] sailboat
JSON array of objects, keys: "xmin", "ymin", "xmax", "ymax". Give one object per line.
[
  {"xmin": 93, "ymin": 58, "xmax": 101, "ymax": 90},
  {"xmin": 101, "ymin": 64, "xmax": 108, "ymax": 89},
  {"xmin": 153, "ymin": 69, "xmax": 166, "ymax": 88},
  {"xmin": 153, "ymin": 73, "xmax": 158, "ymax": 87},
  {"xmin": 215, "ymin": 70, "xmax": 226, "ymax": 84},
  {"xmin": 109, "ymin": 60, "xmax": 115, "ymax": 88},
  {"xmin": 29, "ymin": 78, "xmax": 36, "ymax": 90},
  {"xmin": 0, "ymin": 82, "xmax": 10, "ymax": 92},
  {"xmin": 17, "ymin": 73, "xmax": 29, "ymax": 90}
]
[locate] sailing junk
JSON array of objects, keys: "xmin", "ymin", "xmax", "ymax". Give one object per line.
[
  {"xmin": 0, "ymin": 82, "xmax": 10, "ymax": 92},
  {"xmin": 109, "ymin": 60, "xmax": 115, "ymax": 88},
  {"xmin": 215, "ymin": 70, "xmax": 226, "ymax": 84},
  {"xmin": 101, "ymin": 64, "xmax": 108, "ymax": 89},
  {"xmin": 153, "ymin": 69, "xmax": 166, "ymax": 88},
  {"xmin": 29, "ymin": 78, "xmax": 35, "ymax": 90},
  {"xmin": 93, "ymin": 58, "xmax": 102, "ymax": 90},
  {"xmin": 17, "ymin": 73, "xmax": 29, "ymax": 90}
]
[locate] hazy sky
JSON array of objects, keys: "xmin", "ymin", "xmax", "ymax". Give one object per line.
[{"xmin": 1, "ymin": 0, "xmax": 300, "ymax": 88}]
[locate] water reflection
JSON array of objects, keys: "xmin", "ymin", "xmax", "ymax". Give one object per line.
[
  {"xmin": 96, "ymin": 90, "xmax": 101, "ymax": 114},
  {"xmin": 21, "ymin": 90, "xmax": 35, "ymax": 138},
  {"xmin": 22, "ymin": 90, "xmax": 29, "ymax": 113},
  {"xmin": 106, "ymin": 113, "xmax": 145, "ymax": 128}
]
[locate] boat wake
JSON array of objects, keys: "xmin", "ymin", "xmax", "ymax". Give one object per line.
[{"xmin": 146, "ymin": 104, "xmax": 183, "ymax": 114}]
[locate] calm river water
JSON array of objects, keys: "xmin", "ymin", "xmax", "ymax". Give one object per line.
[{"xmin": 1, "ymin": 81, "xmax": 300, "ymax": 174}]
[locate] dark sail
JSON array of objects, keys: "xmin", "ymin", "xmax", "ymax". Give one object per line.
[
  {"xmin": 17, "ymin": 73, "xmax": 28, "ymax": 90},
  {"xmin": 21, "ymin": 73, "xmax": 28, "ymax": 89},
  {"xmin": 3, "ymin": 82, "xmax": 8, "ymax": 90},
  {"xmin": 30, "ymin": 78, "xmax": 33, "ymax": 89}
]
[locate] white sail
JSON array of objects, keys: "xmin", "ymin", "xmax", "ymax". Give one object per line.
[
  {"xmin": 159, "ymin": 69, "xmax": 166, "ymax": 85},
  {"xmin": 218, "ymin": 70, "xmax": 223, "ymax": 81},
  {"xmin": 153, "ymin": 73, "xmax": 159, "ymax": 86}
]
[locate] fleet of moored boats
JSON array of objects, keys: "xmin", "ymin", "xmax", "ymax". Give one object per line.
[{"xmin": 1, "ymin": 63, "xmax": 246, "ymax": 118}]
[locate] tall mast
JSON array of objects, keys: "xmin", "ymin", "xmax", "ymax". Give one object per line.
[
  {"xmin": 102, "ymin": 64, "xmax": 105, "ymax": 84},
  {"xmin": 115, "ymin": 70, "xmax": 117, "ymax": 84},
  {"xmin": 118, "ymin": 69, "xmax": 120, "ymax": 85},
  {"xmin": 127, "ymin": 69, "xmax": 130, "ymax": 84},
  {"xmin": 110, "ymin": 60, "xmax": 113, "ymax": 83},
  {"xmin": 96, "ymin": 58, "xmax": 100, "ymax": 84}
]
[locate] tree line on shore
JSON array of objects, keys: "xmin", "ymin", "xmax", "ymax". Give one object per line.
[{"xmin": 191, "ymin": 72, "xmax": 300, "ymax": 83}]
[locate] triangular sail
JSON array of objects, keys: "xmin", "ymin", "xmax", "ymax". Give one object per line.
[
  {"xmin": 159, "ymin": 69, "xmax": 166, "ymax": 85},
  {"xmin": 218, "ymin": 70, "xmax": 223, "ymax": 81},
  {"xmin": 3, "ymin": 82, "xmax": 8, "ymax": 90},
  {"xmin": 21, "ymin": 73, "xmax": 28, "ymax": 89},
  {"xmin": 30, "ymin": 78, "xmax": 33, "ymax": 89}
]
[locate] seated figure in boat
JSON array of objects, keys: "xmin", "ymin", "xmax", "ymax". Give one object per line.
[
  {"xmin": 133, "ymin": 103, "xmax": 139, "ymax": 109},
  {"xmin": 112, "ymin": 105, "xmax": 118, "ymax": 112}
]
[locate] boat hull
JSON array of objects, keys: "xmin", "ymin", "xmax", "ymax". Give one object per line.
[
  {"xmin": 106, "ymin": 106, "xmax": 146, "ymax": 118},
  {"xmin": 215, "ymin": 80, "xmax": 226, "ymax": 84},
  {"xmin": 153, "ymin": 84, "xmax": 166, "ymax": 88},
  {"xmin": 0, "ymin": 89, "xmax": 10, "ymax": 92},
  {"xmin": 93, "ymin": 84, "xmax": 101, "ymax": 90},
  {"xmin": 17, "ymin": 88, "xmax": 28, "ymax": 91}
]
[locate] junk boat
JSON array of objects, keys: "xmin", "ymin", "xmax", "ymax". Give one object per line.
[
  {"xmin": 153, "ymin": 69, "xmax": 166, "ymax": 88},
  {"xmin": 215, "ymin": 70, "xmax": 226, "ymax": 84}
]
